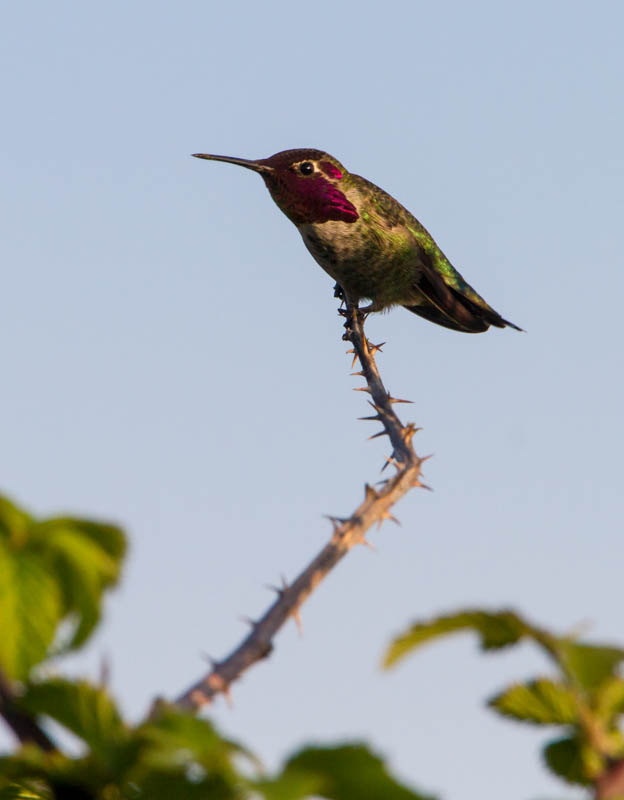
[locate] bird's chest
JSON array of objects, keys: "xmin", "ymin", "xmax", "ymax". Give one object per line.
[
  {"xmin": 298, "ymin": 219, "xmax": 411, "ymax": 304},
  {"xmin": 300, "ymin": 220, "xmax": 363, "ymax": 265},
  {"xmin": 299, "ymin": 219, "xmax": 386, "ymax": 279}
]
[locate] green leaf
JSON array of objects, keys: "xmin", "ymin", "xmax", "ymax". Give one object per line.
[
  {"xmin": 123, "ymin": 705, "xmax": 253, "ymax": 797},
  {"xmin": 132, "ymin": 770, "xmax": 241, "ymax": 800},
  {"xmin": 489, "ymin": 679, "xmax": 578, "ymax": 725},
  {"xmin": 136, "ymin": 705, "xmax": 251, "ymax": 775},
  {"xmin": 31, "ymin": 518, "xmax": 126, "ymax": 650},
  {"xmin": 383, "ymin": 609, "xmax": 534, "ymax": 668},
  {"xmin": 19, "ymin": 679, "xmax": 127, "ymax": 757},
  {"xmin": 0, "ymin": 495, "xmax": 127, "ymax": 675},
  {"xmin": 278, "ymin": 744, "xmax": 435, "ymax": 800},
  {"xmin": 594, "ymin": 677, "xmax": 624, "ymax": 723},
  {"xmin": 0, "ymin": 726, "xmax": 436, "ymax": 800},
  {"xmin": 0, "ymin": 497, "xmax": 32, "ymax": 546},
  {"xmin": 0, "ymin": 702, "xmax": 257, "ymax": 799},
  {"xmin": 256, "ymin": 770, "xmax": 323, "ymax": 800},
  {"xmin": 557, "ymin": 641, "xmax": 624, "ymax": 690},
  {"xmin": 0, "ymin": 785, "xmax": 49, "ymax": 800},
  {"xmin": 0, "ymin": 542, "xmax": 63, "ymax": 679},
  {"xmin": 543, "ymin": 735, "xmax": 604, "ymax": 785},
  {"xmin": 0, "ymin": 748, "xmax": 91, "ymax": 797},
  {"xmin": 32, "ymin": 517, "xmax": 126, "ymax": 568}
]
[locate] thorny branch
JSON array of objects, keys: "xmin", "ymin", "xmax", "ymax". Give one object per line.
[{"xmin": 175, "ymin": 302, "xmax": 427, "ymax": 711}]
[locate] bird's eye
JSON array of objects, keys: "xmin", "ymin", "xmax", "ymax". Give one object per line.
[{"xmin": 299, "ymin": 162, "xmax": 314, "ymax": 176}]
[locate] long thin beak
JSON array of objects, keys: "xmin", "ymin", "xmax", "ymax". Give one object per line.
[{"xmin": 192, "ymin": 153, "xmax": 273, "ymax": 174}]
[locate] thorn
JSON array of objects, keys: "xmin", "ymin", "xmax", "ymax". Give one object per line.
[
  {"xmin": 401, "ymin": 423, "xmax": 421, "ymax": 444},
  {"xmin": 240, "ymin": 615, "xmax": 256, "ymax": 628},
  {"xmin": 190, "ymin": 688, "xmax": 210, "ymax": 708},
  {"xmin": 350, "ymin": 352, "xmax": 359, "ymax": 369},
  {"xmin": 364, "ymin": 483, "xmax": 379, "ymax": 501},
  {"xmin": 375, "ymin": 478, "xmax": 390, "ymax": 487},
  {"xmin": 207, "ymin": 671, "xmax": 231, "ymax": 706},
  {"xmin": 381, "ymin": 455, "xmax": 402, "ymax": 472},
  {"xmin": 419, "ymin": 483, "xmax": 433, "ymax": 492},
  {"xmin": 358, "ymin": 414, "xmax": 383, "ymax": 421},
  {"xmin": 565, "ymin": 619, "xmax": 594, "ymax": 639},
  {"xmin": 201, "ymin": 652, "xmax": 220, "ymax": 669},
  {"xmin": 387, "ymin": 394, "xmax": 413, "ymax": 404},
  {"xmin": 292, "ymin": 606, "xmax": 303, "ymax": 634},
  {"xmin": 420, "ymin": 453, "xmax": 434, "ymax": 463},
  {"xmin": 324, "ymin": 514, "xmax": 349, "ymax": 530},
  {"xmin": 368, "ymin": 429, "xmax": 389, "ymax": 440},
  {"xmin": 360, "ymin": 538, "xmax": 376, "ymax": 551},
  {"xmin": 264, "ymin": 574, "xmax": 289, "ymax": 597},
  {"xmin": 345, "ymin": 348, "xmax": 355, "ymax": 355},
  {"xmin": 350, "ymin": 370, "xmax": 365, "ymax": 377},
  {"xmin": 222, "ymin": 685, "xmax": 233, "ymax": 707},
  {"xmin": 99, "ymin": 654, "xmax": 111, "ymax": 687},
  {"xmin": 353, "ymin": 386, "xmax": 372, "ymax": 394},
  {"xmin": 377, "ymin": 510, "xmax": 400, "ymax": 529},
  {"xmin": 369, "ymin": 341, "xmax": 386, "ymax": 356}
]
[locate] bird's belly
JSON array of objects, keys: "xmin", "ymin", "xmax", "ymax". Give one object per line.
[{"xmin": 299, "ymin": 221, "xmax": 418, "ymax": 308}]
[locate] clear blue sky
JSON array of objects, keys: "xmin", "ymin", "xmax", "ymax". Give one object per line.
[{"xmin": 2, "ymin": 2, "xmax": 623, "ymax": 798}]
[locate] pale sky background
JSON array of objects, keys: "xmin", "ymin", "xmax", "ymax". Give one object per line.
[{"xmin": 2, "ymin": 2, "xmax": 623, "ymax": 798}]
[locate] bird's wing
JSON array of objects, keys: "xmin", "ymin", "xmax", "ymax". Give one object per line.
[
  {"xmin": 405, "ymin": 272, "xmax": 490, "ymax": 332},
  {"xmin": 405, "ymin": 224, "xmax": 522, "ymax": 332}
]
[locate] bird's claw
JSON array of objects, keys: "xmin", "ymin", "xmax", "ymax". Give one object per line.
[{"xmin": 340, "ymin": 305, "xmax": 370, "ymax": 340}]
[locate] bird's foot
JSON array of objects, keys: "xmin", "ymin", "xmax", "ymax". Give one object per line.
[
  {"xmin": 333, "ymin": 282, "xmax": 346, "ymax": 302},
  {"xmin": 340, "ymin": 304, "xmax": 370, "ymax": 340}
]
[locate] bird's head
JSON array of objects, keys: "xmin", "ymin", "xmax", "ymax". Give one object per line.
[{"xmin": 192, "ymin": 148, "xmax": 359, "ymax": 226}]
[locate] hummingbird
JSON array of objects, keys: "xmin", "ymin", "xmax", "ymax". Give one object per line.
[{"xmin": 192, "ymin": 149, "xmax": 521, "ymax": 333}]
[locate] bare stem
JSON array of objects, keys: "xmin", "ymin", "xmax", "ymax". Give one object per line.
[
  {"xmin": 596, "ymin": 759, "xmax": 624, "ymax": 800},
  {"xmin": 175, "ymin": 304, "xmax": 425, "ymax": 711},
  {"xmin": 0, "ymin": 667, "xmax": 55, "ymax": 752}
]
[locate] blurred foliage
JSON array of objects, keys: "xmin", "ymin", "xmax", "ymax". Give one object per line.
[
  {"xmin": 384, "ymin": 608, "xmax": 624, "ymax": 787},
  {"xmin": 0, "ymin": 495, "xmax": 125, "ymax": 680},
  {"xmin": 0, "ymin": 679, "xmax": 432, "ymax": 799},
  {"xmin": 3, "ymin": 490, "xmax": 624, "ymax": 796},
  {"xmin": 0, "ymin": 493, "xmax": 431, "ymax": 799}
]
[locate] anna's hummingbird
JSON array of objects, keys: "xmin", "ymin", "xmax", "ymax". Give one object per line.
[{"xmin": 193, "ymin": 148, "xmax": 521, "ymax": 333}]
